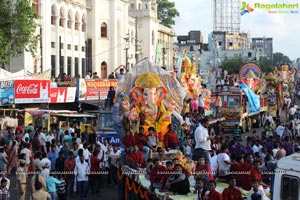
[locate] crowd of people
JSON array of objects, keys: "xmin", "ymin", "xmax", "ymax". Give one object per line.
[
  {"xmin": 118, "ymin": 94, "xmax": 300, "ymax": 200},
  {"xmin": 0, "ymin": 123, "xmax": 121, "ymax": 200}
]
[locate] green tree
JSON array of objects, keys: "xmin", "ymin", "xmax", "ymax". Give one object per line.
[
  {"xmin": 0, "ymin": 0, "xmax": 38, "ymax": 67},
  {"xmin": 157, "ymin": 0, "xmax": 180, "ymax": 28},
  {"xmin": 221, "ymin": 57, "xmax": 246, "ymax": 74},
  {"xmin": 272, "ymin": 52, "xmax": 292, "ymax": 67},
  {"xmin": 258, "ymin": 56, "xmax": 273, "ymax": 73}
]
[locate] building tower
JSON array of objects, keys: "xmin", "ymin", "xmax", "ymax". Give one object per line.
[{"xmin": 213, "ymin": 0, "xmax": 241, "ymax": 33}]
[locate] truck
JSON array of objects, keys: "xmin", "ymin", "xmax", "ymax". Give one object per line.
[
  {"xmin": 211, "ymin": 85, "xmax": 268, "ymax": 133},
  {"xmin": 272, "ymin": 153, "xmax": 300, "ymax": 200}
]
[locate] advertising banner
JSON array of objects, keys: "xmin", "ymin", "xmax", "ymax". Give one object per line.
[
  {"xmin": 14, "ymin": 80, "xmax": 50, "ymax": 104},
  {"xmin": 50, "ymin": 87, "xmax": 76, "ymax": 103},
  {"xmin": 0, "ymin": 81, "xmax": 14, "ymax": 106},
  {"xmin": 78, "ymin": 79, "xmax": 118, "ymax": 100},
  {"xmin": 96, "ymin": 131, "xmax": 121, "ymax": 147}
]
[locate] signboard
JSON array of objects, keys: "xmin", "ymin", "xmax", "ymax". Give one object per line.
[
  {"xmin": 78, "ymin": 79, "xmax": 118, "ymax": 100},
  {"xmin": 14, "ymin": 80, "xmax": 50, "ymax": 104},
  {"xmin": 0, "ymin": 81, "xmax": 14, "ymax": 106},
  {"xmin": 50, "ymin": 87, "xmax": 76, "ymax": 103},
  {"xmin": 96, "ymin": 131, "xmax": 121, "ymax": 147}
]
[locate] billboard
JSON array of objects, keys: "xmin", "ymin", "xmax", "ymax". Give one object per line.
[
  {"xmin": 14, "ymin": 80, "xmax": 50, "ymax": 104},
  {"xmin": 50, "ymin": 87, "xmax": 76, "ymax": 103},
  {"xmin": 0, "ymin": 81, "xmax": 14, "ymax": 106},
  {"xmin": 78, "ymin": 79, "xmax": 118, "ymax": 100}
]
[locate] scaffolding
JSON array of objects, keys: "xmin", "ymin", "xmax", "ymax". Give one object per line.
[{"xmin": 213, "ymin": 0, "xmax": 241, "ymax": 33}]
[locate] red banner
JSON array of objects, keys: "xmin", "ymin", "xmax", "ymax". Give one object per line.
[
  {"xmin": 14, "ymin": 80, "xmax": 50, "ymax": 104},
  {"xmin": 49, "ymin": 87, "xmax": 76, "ymax": 103},
  {"xmin": 78, "ymin": 79, "xmax": 118, "ymax": 100}
]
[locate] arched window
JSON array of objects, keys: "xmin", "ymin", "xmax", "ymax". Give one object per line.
[
  {"xmin": 67, "ymin": 10, "xmax": 72, "ymax": 29},
  {"xmin": 51, "ymin": 5, "xmax": 56, "ymax": 25},
  {"xmin": 101, "ymin": 61, "xmax": 107, "ymax": 78},
  {"xmin": 82, "ymin": 15, "xmax": 86, "ymax": 32},
  {"xmin": 101, "ymin": 22, "xmax": 107, "ymax": 38},
  {"xmin": 75, "ymin": 12, "xmax": 79, "ymax": 30},
  {"xmin": 59, "ymin": 7, "xmax": 64, "ymax": 27},
  {"xmin": 32, "ymin": 0, "xmax": 39, "ymax": 14}
]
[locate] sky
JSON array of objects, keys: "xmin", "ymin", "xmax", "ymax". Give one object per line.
[{"xmin": 172, "ymin": 0, "xmax": 300, "ymax": 61}]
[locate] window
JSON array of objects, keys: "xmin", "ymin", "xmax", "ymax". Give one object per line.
[
  {"xmin": 75, "ymin": 45, "xmax": 78, "ymax": 51},
  {"xmin": 32, "ymin": 0, "xmax": 39, "ymax": 14},
  {"xmin": 67, "ymin": 44, "xmax": 71, "ymax": 50},
  {"xmin": 101, "ymin": 22, "xmax": 107, "ymax": 38},
  {"xmin": 61, "ymin": 43, "xmax": 64, "ymax": 49},
  {"xmin": 59, "ymin": 8, "xmax": 64, "ymax": 27},
  {"xmin": 82, "ymin": 15, "xmax": 86, "ymax": 32},
  {"xmin": 67, "ymin": 11, "xmax": 72, "ymax": 29},
  {"xmin": 75, "ymin": 13, "xmax": 79, "ymax": 30},
  {"xmin": 51, "ymin": 5, "xmax": 56, "ymax": 25},
  {"xmin": 152, "ymin": 30, "xmax": 155, "ymax": 45},
  {"xmin": 51, "ymin": 42, "xmax": 55, "ymax": 48},
  {"xmin": 82, "ymin": 46, "xmax": 85, "ymax": 52},
  {"xmin": 67, "ymin": 57, "xmax": 72, "ymax": 75},
  {"xmin": 228, "ymin": 96, "xmax": 240, "ymax": 108},
  {"xmin": 281, "ymin": 175, "xmax": 299, "ymax": 200}
]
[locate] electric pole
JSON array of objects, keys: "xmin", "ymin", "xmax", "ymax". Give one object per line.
[{"xmin": 135, "ymin": 18, "xmax": 142, "ymax": 64}]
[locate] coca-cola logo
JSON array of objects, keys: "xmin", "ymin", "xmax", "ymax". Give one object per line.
[{"xmin": 16, "ymin": 84, "xmax": 38, "ymax": 94}]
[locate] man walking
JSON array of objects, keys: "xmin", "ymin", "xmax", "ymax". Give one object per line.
[
  {"xmin": 194, "ymin": 118, "xmax": 214, "ymax": 165},
  {"xmin": 74, "ymin": 154, "xmax": 89, "ymax": 200}
]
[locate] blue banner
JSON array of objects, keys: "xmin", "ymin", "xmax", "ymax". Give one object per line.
[
  {"xmin": 239, "ymin": 83, "xmax": 260, "ymax": 113},
  {"xmin": 0, "ymin": 81, "xmax": 14, "ymax": 106},
  {"xmin": 96, "ymin": 132, "xmax": 121, "ymax": 147}
]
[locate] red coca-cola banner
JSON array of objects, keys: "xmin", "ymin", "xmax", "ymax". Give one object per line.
[
  {"xmin": 50, "ymin": 87, "xmax": 76, "ymax": 103},
  {"xmin": 14, "ymin": 80, "xmax": 50, "ymax": 104}
]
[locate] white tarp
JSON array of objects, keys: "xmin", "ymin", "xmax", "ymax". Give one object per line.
[
  {"xmin": 116, "ymin": 59, "xmax": 186, "ymax": 124},
  {"xmin": 0, "ymin": 68, "xmax": 51, "ymax": 81}
]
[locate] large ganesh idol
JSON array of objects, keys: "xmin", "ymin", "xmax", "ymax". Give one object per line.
[
  {"xmin": 114, "ymin": 60, "xmax": 185, "ymax": 140},
  {"xmin": 180, "ymin": 54, "xmax": 201, "ymax": 100}
]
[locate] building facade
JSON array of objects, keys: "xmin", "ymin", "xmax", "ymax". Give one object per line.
[
  {"xmin": 251, "ymin": 37, "xmax": 273, "ymax": 60},
  {"xmin": 5, "ymin": 0, "xmax": 174, "ymax": 79}
]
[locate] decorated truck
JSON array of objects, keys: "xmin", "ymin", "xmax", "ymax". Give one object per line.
[{"xmin": 212, "ymin": 63, "xmax": 268, "ymax": 133}]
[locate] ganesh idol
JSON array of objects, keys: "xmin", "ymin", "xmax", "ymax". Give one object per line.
[{"xmin": 130, "ymin": 72, "xmax": 176, "ymax": 136}]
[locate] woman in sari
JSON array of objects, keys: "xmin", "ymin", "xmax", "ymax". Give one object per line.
[{"xmin": 7, "ymin": 140, "xmax": 18, "ymax": 175}]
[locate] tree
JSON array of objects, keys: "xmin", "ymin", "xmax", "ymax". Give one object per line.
[
  {"xmin": 272, "ymin": 52, "xmax": 292, "ymax": 67},
  {"xmin": 258, "ymin": 56, "xmax": 273, "ymax": 73},
  {"xmin": 157, "ymin": 0, "xmax": 180, "ymax": 28},
  {"xmin": 221, "ymin": 57, "xmax": 246, "ymax": 74},
  {"xmin": 0, "ymin": 0, "xmax": 38, "ymax": 67}
]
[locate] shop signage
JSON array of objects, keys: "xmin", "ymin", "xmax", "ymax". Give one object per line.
[
  {"xmin": 50, "ymin": 87, "xmax": 76, "ymax": 103},
  {"xmin": 0, "ymin": 81, "xmax": 14, "ymax": 106},
  {"xmin": 78, "ymin": 79, "xmax": 118, "ymax": 100},
  {"xmin": 14, "ymin": 80, "xmax": 50, "ymax": 104}
]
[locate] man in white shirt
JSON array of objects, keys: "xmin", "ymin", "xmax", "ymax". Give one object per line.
[
  {"xmin": 40, "ymin": 152, "xmax": 51, "ymax": 169},
  {"xmin": 22, "ymin": 131, "xmax": 30, "ymax": 143},
  {"xmin": 217, "ymin": 144, "xmax": 232, "ymax": 178},
  {"xmin": 247, "ymin": 178, "xmax": 269, "ymax": 200},
  {"xmin": 74, "ymin": 154, "xmax": 89, "ymax": 200},
  {"xmin": 20, "ymin": 144, "xmax": 31, "ymax": 167},
  {"xmin": 276, "ymin": 122, "xmax": 285, "ymax": 138},
  {"xmin": 264, "ymin": 112, "xmax": 274, "ymax": 126},
  {"xmin": 39, "ymin": 128, "xmax": 46, "ymax": 147},
  {"xmin": 45, "ymin": 131, "xmax": 54, "ymax": 144},
  {"xmin": 68, "ymin": 124, "xmax": 75, "ymax": 135},
  {"xmin": 194, "ymin": 118, "xmax": 214, "ymax": 165}
]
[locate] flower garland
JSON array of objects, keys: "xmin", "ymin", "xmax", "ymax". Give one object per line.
[{"xmin": 117, "ymin": 168, "xmax": 150, "ymax": 200}]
